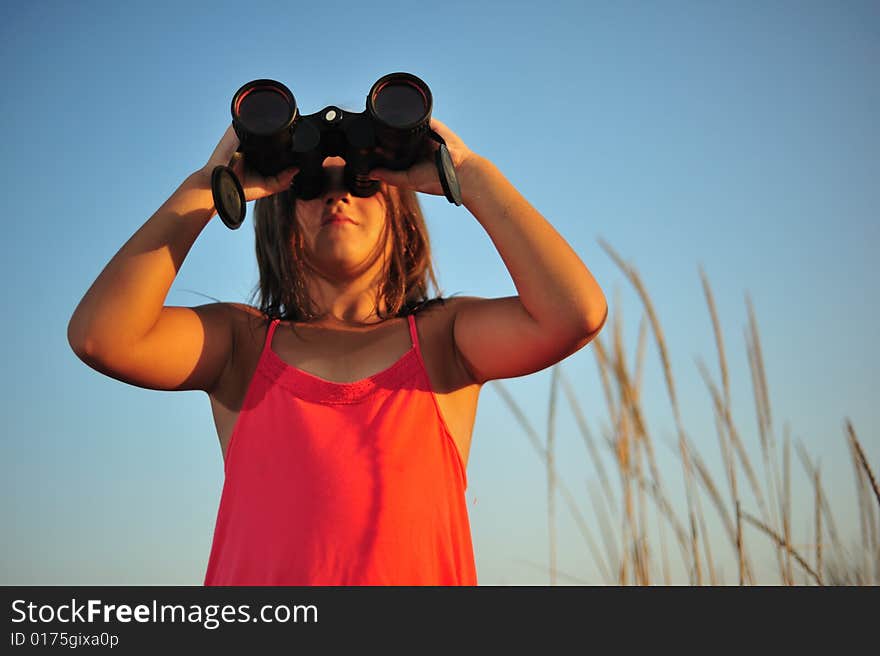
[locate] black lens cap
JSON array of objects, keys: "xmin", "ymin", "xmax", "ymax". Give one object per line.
[
  {"xmin": 436, "ymin": 143, "xmax": 462, "ymax": 206},
  {"xmin": 211, "ymin": 165, "xmax": 246, "ymax": 229}
]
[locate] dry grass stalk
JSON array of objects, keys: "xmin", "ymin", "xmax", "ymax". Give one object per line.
[
  {"xmin": 718, "ymin": 412, "xmax": 751, "ymax": 585},
  {"xmin": 695, "ymin": 357, "xmax": 769, "ymax": 522},
  {"xmin": 745, "ymin": 294, "xmax": 774, "ymax": 438},
  {"xmin": 632, "ymin": 315, "xmax": 652, "ymax": 584},
  {"xmin": 698, "ymin": 266, "xmax": 729, "ymax": 403},
  {"xmin": 846, "ymin": 422, "xmax": 880, "ymax": 583},
  {"xmin": 547, "ymin": 366, "xmax": 559, "ymax": 586},
  {"xmin": 744, "ymin": 318, "xmax": 786, "ymax": 583},
  {"xmin": 611, "ymin": 297, "xmax": 653, "ymax": 585},
  {"xmin": 558, "ymin": 368, "xmax": 616, "ymax": 507},
  {"xmin": 783, "ymin": 427, "xmax": 793, "ymax": 585},
  {"xmin": 635, "ymin": 434, "xmax": 651, "ymax": 584},
  {"xmin": 613, "ymin": 336, "xmax": 662, "ymax": 584},
  {"xmin": 592, "ymin": 336, "xmax": 619, "ymax": 431},
  {"xmin": 696, "ymin": 482, "xmax": 718, "ymax": 585},
  {"xmin": 847, "ymin": 422, "xmax": 880, "ymax": 582},
  {"xmin": 595, "ymin": 309, "xmax": 674, "ymax": 580},
  {"xmin": 847, "ymin": 420, "xmax": 880, "ymax": 512},
  {"xmin": 680, "ymin": 405, "xmax": 739, "ymax": 547},
  {"xmin": 749, "ymin": 296, "xmax": 786, "ymax": 577},
  {"xmin": 745, "ymin": 295, "xmax": 779, "ymax": 510},
  {"xmin": 633, "ymin": 534, "xmax": 650, "ymax": 585},
  {"xmin": 492, "ymin": 380, "xmax": 614, "ymax": 583},
  {"xmin": 629, "ymin": 461, "xmax": 692, "ymax": 567},
  {"xmin": 590, "ymin": 334, "xmax": 631, "ymax": 577},
  {"xmin": 815, "ymin": 464, "xmax": 822, "ymax": 584},
  {"xmin": 595, "ymin": 299, "xmax": 633, "ymax": 583},
  {"xmin": 699, "ymin": 265, "xmax": 753, "ymax": 575},
  {"xmin": 633, "ymin": 314, "xmax": 648, "ymax": 404},
  {"xmin": 617, "ymin": 407, "xmax": 633, "ymax": 585},
  {"xmin": 702, "ymin": 361, "xmax": 755, "ymax": 583},
  {"xmin": 744, "ymin": 305, "xmax": 771, "ymax": 458},
  {"xmin": 599, "ymin": 238, "xmax": 703, "ymax": 584},
  {"xmin": 554, "ymin": 471, "xmax": 615, "ymax": 584},
  {"xmin": 736, "ymin": 500, "xmax": 745, "ymax": 585},
  {"xmin": 598, "ymin": 416, "xmax": 693, "ymax": 575},
  {"xmin": 846, "ymin": 426, "xmax": 871, "ymax": 580},
  {"xmin": 607, "ymin": 303, "xmax": 664, "ymax": 493},
  {"xmin": 611, "ymin": 297, "xmax": 636, "ymax": 585},
  {"xmin": 741, "ymin": 511, "xmax": 823, "ymax": 585},
  {"xmin": 587, "ymin": 479, "xmax": 621, "ymax": 576},
  {"xmin": 658, "ymin": 431, "xmax": 719, "ymax": 584},
  {"xmin": 589, "ymin": 341, "xmax": 620, "ymax": 494},
  {"xmin": 795, "ymin": 442, "xmax": 843, "ymax": 554},
  {"xmin": 609, "ymin": 298, "xmax": 671, "ymax": 585},
  {"xmin": 683, "ymin": 434, "xmax": 732, "ymax": 583},
  {"xmin": 656, "ymin": 495, "xmax": 672, "ymax": 585}
]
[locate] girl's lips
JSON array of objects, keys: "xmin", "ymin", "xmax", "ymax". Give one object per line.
[
  {"xmin": 322, "ymin": 213, "xmax": 357, "ymax": 225},
  {"xmin": 324, "ymin": 219, "xmax": 356, "ymax": 228}
]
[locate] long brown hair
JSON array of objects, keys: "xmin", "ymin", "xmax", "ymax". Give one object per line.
[{"xmin": 246, "ymin": 183, "xmax": 448, "ymax": 322}]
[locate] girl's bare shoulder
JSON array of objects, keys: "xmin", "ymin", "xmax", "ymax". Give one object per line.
[{"xmin": 216, "ymin": 303, "xmax": 270, "ymax": 354}]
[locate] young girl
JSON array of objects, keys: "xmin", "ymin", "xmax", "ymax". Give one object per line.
[{"xmin": 68, "ymin": 117, "xmax": 608, "ymax": 586}]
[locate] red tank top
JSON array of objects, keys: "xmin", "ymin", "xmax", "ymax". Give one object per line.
[{"xmin": 203, "ymin": 312, "xmax": 477, "ymax": 585}]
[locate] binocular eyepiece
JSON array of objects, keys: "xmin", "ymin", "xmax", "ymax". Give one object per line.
[{"xmin": 211, "ymin": 72, "xmax": 462, "ymax": 229}]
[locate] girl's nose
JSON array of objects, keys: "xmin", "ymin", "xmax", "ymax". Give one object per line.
[
  {"xmin": 324, "ymin": 188, "xmax": 351, "ymax": 205},
  {"xmin": 322, "ymin": 167, "xmax": 350, "ymax": 203}
]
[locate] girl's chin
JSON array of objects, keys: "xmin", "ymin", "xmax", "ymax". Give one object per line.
[{"xmin": 312, "ymin": 252, "xmax": 371, "ymax": 273}]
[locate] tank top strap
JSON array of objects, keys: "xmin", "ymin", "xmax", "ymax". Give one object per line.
[
  {"xmin": 406, "ymin": 313, "xmax": 422, "ymax": 359},
  {"xmin": 264, "ymin": 317, "xmax": 281, "ymax": 353}
]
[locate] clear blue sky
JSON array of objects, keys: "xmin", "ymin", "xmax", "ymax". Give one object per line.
[{"xmin": 2, "ymin": 0, "xmax": 877, "ymax": 584}]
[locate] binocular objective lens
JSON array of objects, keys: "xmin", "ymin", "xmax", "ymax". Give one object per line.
[
  {"xmin": 372, "ymin": 81, "xmax": 428, "ymax": 128},
  {"xmin": 236, "ymin": 87, "xmax": 294, "ymax": 134}
]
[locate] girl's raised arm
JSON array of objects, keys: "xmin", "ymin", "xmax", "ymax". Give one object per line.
[
  {"xmin": 67, "ymin": 125, "xmax": 297, "ymax": 393},
  {"xmin": 369, "ymin": 118, "xmax": 608, "ymax": 385}
]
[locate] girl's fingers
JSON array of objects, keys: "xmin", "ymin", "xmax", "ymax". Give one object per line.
[
  {"xmin": 241, "ymin": 165, "xmax": 299, "ymax": 201},
  {"xmin": 429, "ymin": 117, "xmax": 448, "ymax": 133},
  {"xmin": 369, "ymin": 163, "xmax": 444, "ymax": 196},
  {"xmin": 429, "ymin": 117, "xmax": 461, "ymax": 146},
  {"xmin": 368, "ymin": 168, "xmax": 405, "ymax": 186},
  {"xmin": 205, "ymin": 125, "xmax": 241, "ymax": 170},
  {"xmin": 228, "ymin": 151, "xmax": 244, "ymax": 176}
]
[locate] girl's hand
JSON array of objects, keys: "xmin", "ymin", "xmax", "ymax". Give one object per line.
[
  {"xmin": 367, "ymin": 118, "xmax": 477, "ymax": 196},
  {"xmin": 199, "ymin": 124, "xmax": 299, "ymax": 202}
]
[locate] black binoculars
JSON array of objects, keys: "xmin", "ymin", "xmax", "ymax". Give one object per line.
[{"xmin": 211, "ymin": 72, "xmax": 462, "ymax": 229}]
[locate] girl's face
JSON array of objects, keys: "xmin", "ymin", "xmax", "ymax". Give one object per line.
[{"xmin": 294, "ymin": 157, "xmax": 390, "ymax": 280}]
